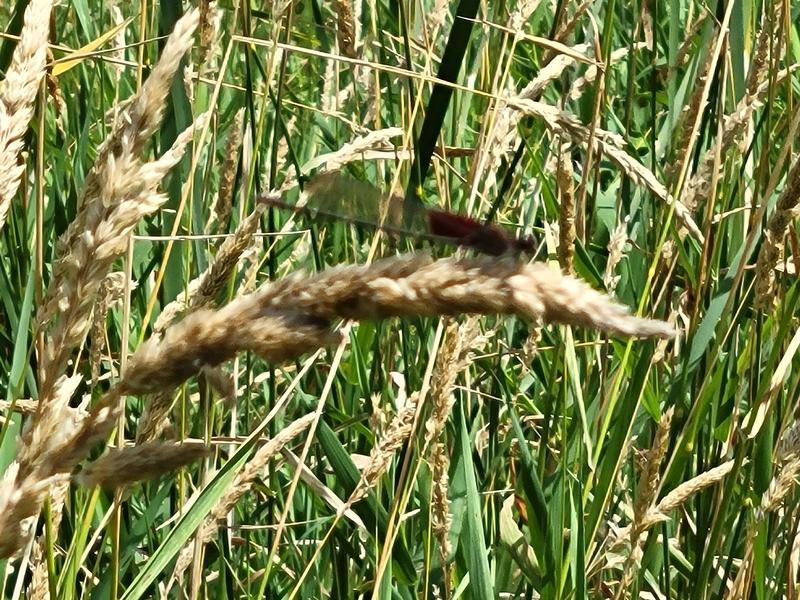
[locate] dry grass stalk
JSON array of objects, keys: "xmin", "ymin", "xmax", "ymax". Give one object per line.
[
  {"xmin": 728, "ymin": 455, "xmax": 800, "ymax": 598},
  {"xmin": 600, "ymin": 138, "xmax": 705, "ymax": 243},
  {"xmin": 507, "ymin": 97, "xmax": 704, "ymax": 242},
  {"xmin": 431, "ymin": 441, "xmax": 453, "ymax": 571},
  {"xmin": 0, "ymin": 383, "xmax": 123, "ymax": 558},
  {"xmin": 544, "ymin": 0, "xmax": 592, "ymax": 61},
  {"xmin": 45, "ymin": 47, "xmax": 66, "ymax": 124},
  {"xmin": 265, "ymin": 253, "xmax": 674, "ymax": 338},
  {"xmin": 40, "ymin": 9, "xmax": 200, "ymax": 329},
  {"xmin": 208, "ymin": 108, "xmax": 244, "ymax": 234},
  {"xmin": 90, "ymin": 271, "xmax": 133, "ymax": 384},
  {"xmin": 603, "ymin": 216, "xmax": 630, "ymax": 294},
  {"xmin": 519, "ymin": 44, "xmax": 590, "ymax": 101},
  {"xmin": 633, "ymin": 409, "xmax": 674, "ymax": 523},
  {"xmin": 671, "ymin": 12, "xmax": 708, "ymax": 70},
  {"xmin": 425, "ymin": 0, "xmax": 450, "ymax": 41},
  {"xmin": 0, "ymin": 13, "xmax": 201, "ymax": 560},
  {"xmin": 476, "ymin": 99, "xmax": 522, "ymax": 193},
  {"xmin": 759, "ymin": 456, "xmax": 800, "ymax": 516},
  {"xmin": 0, "ymin": 0, "xmax": 52, "ymax": 231},
  {"xmin": 171, "ymin": 412, "xmax": 317, "ymax": 581},
  {"xmin": 652, "ymin": 307, "xmax": 680, "ymax": 364},
  {"xmin": 340, "ymin": 394, "xmax": 418, "ymax": 511},
  {"xmin": 646, "ymin": 460, "xmax": 734, "ymax": 527},
  {"xmin": 48, "ymin": 479, "xmax": 71, "ymax": 539},
  {"xmin": 28, "ymin": 539, "xmax": 49, "ymax": 600},
  {"xmin": 135, "ymin": 390, "xmax": 178, "ymax": 443},
  {"xmin": 39, "ymin": 111, "xmax": 208, "ymax": 395},
  {"xmin": 569, "ymin": 45, "xmax": 646, "ymax": 101},
  {"xmin": 755, "ymin": 154, "xmax": 800, "ymax": 309},
  {"xmin": 155, "ymin": 198, "xmax": 268, "ymax": 333},
  {"xmin": 128, "ymin": 252, "xmax": 673, "ymax": 408},
  {"xmin": 202, "ymin": 366, "xmax": 237, "ymax": 406},
  {"xmin": 126, "ymin": 311, "xmax": 339, "ymax": 396},
  {"xmin": 77, "ymin": 440, "xmax": 211, "ymax": 489},
  {"xmin": 682, "ymin": 67, "xmax": 797, "ymax": 215},
  {"xmin": 198, "ymin": 0, "xmax": 217, "ymax": 66},
  {"xmin": 509, "ymin": 0, "xmax": 541, "ymax": 36},
  {"xmin": 0, "ymin": 398, "xmax": 39, "ymax": 414},
  {"xmin": 664, "ymin": 44, "xmax": 717, "ymax": 184},
  {"xmin": 557, "ymin": 142, "xmax": 576, "ymax": 274},
  {"xmin": 616, "ymin": 408, "xmax": 674, "ymax": 597},
  {"xmin": 425, "ymin": 318, "xmax": 484, "ymax": 449},
  {"xmin": 507, "ymin": 97, "xmax": 625, "ymax": 148},
  {"xmin": 777, "ymin": 420, "xmax": 800, "ymax": 462},
  {"xmin": 300, "ymin": 127, "xmax": 403, "ymax": 176},
  {"xmin": 745, "ymin": 2, "xmax": 782, "ymax": 99},
  {"xmin": 604, "ymin": 459, "xmax": 734, "ymax": 564},
  {"xmin": 334, "ymin": 0, "xmax": 357, "ymax": 59},
  {"xmin": 0, "ymin": 463, "xmax": 66, "ymax": 558}
]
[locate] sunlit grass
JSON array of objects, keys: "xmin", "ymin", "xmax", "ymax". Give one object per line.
[{"xmin": 0, "ymin": 0, "xmax": 799, "ymax": 598}]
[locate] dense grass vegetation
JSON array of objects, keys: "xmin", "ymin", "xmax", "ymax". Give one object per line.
[{"xmin": 1, "ymin": 0, "xmax": 799, "ymax": 598}]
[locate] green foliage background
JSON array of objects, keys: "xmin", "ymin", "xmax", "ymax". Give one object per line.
[{"xmin": 1, "ymin": 0, "xmax": 799, "ymax": 598}]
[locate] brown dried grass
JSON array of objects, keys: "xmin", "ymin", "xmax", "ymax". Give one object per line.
[
  {"xmin": 0, "ymin": 11, "xmax": 202, "ymax": 560},
  {"xmin": 341, "ymin": 394, "xmax": 418, "ymax": 510},
  {"xmin": 755, "ymin": 153, "xmax": 800, "ymax": 309},
  {"xmin": 0, "ymin": 0, "xmax": 53, "ymax": 231},
  {"xmin": 557, "ymin": 142, "xmax": 576, "ymax": 274},
  {"xmin": 617, "ymin": 408, "xmax": 673, "ymax": 597},
  {"xmin": 209, "ymin": 108, "xmax": 245, "ymax": 233},
  {"xmin": 155, "ymin": 196, "xmax": 269, "ymax": 333},
  {"xmin": 508, "ymin": 97, "xmax": 704, "ymax": 242},
  {"xmin": 126, "ymin": 252, "xmax": 674, "ymax": 399},
  {"xmin": 334, "ymin": 0, "xmax": 357, "ymax": 59},
  {"xmin": 77, "ymin": 440, "xmax": 211, "ymax": 489}
]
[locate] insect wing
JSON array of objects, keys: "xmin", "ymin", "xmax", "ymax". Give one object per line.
[{"xmin": 304, "ymin": 172, "xmax": 430, "ymax": 236}]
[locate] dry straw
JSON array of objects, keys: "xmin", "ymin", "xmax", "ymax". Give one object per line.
[
  {"xmin": 90, "ymin": 271, "xmax": 133, "ymax": 384},
  {"xmin": 38, "ymin": 109, "xmax": 209, "ymax": 395},
  {"xmin": 40, "ymin": 9, "xmax": 201, "ymax": 330},
  {"xmin": 507, "ymin": 97, "xmax": 704, "ymax": 242},
  {"xmin": 155, "ymin": 197, "xmax": 269, "ymax": 333},
  {"xmin": 682, "ymin": 67, "xmax": 797, "ymax": 216},
  {"xmin": 754, "ymin": 151, "xmax": 800, "ymax": 309},
  {"xmin": 728, "ymin": 453, "xmax": 800, "ymax": 598},
  {"xmin": 603, "ymin": 216, "xmax": 630, "ymax": 294},
  {"xmin": 665, "ymin": 45, "xmax": 717, "ymax": 185},
  {"xmin": 598, "ymin": 459, "xmax": 734, "ymax": 578},
  {"xmin": 425, "ymin": 318, "xmax": 486, "ymax": 449},
  {"xmin": 556, "ymin": 142, "xmax": 575, "ymax": 273},
  {"xmin": 0, "ymin": 398, "xmax": 39, "ymax": 414},
  {"xmin": 569, "ymin": 45, "xmax": 645, "ymax": 101},
  {"xmin": 0, "ymin": 11, "xmax": 202, "ymax": 560},
  {"xmin": 0, "ymin": 0, "xmax": 53, "ymax": 231},
  {"xmin": 127, "ymin": 252, "xmax": 674, "ymax": 398},
  {"xmin": 76, "ymin": 440, "xmax": 211, "ymax": 489},
  {"xmin": 136, "ymin": 390, "xmax": 178, "ymax": 444},
  {"xmin": 746, "ymin": 2, "xmax": 781, "ymax": 98},
  {"xmin": 208, "ymin": 108, "xmax": 245, "ymax": 233},
  {"xmin": 422, "ymin": 318, "xmax": 486, "ymax": 573},
  {"xmin": 334, "ymin": 0, "xmax": 357, "ymax": 59},
  {"xmin": 547, "ymin": 0, "xmax": 592, "ymax": 56},
  {"xmin": 672, "ymin": 12, "xmax": 708, "ymax": 71},
  {"xmin": 340, "ymin": 395, "xmax": 418, "ymax": 512},
  {"xmin": 431, "ymin": 441, "xmax": 453, "ymax": 570},
  {"xmin": 616, "ymin": 408, "xmax": 673, "ymax": 597},
  {"xmin": 29, "ymin": 541, "xmax": 49, "ymax": 600}
]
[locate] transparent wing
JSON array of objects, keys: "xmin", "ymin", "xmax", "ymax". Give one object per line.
[{"xmin": 302, "ymin": 171, "xmax": 431, "ymax": 236}]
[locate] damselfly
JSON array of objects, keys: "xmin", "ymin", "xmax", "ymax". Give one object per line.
[{"xmin": 259, "ymin": 172, "xmax": 536, "ymax": 257}]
